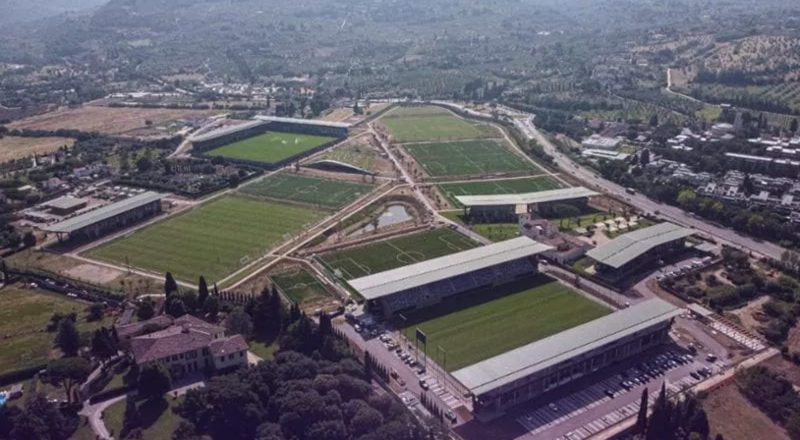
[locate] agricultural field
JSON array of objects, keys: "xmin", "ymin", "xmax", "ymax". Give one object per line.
[
  {"xmin": 7, "ymin": 105, "xmax": 219, "ymax": 137},
  {"xmin": 0, "ymin": 286, "xmax": 111, "ymax": 373},
  {"xmin": 0, "ymin": 136, "xmax": 74, "ymax": 162},
  {"xmin": 319, "ymin": 228, "xmax": 479, "ymax": 280},
  {"xmin": 400, "ymin": 277, "xmax": 611, "ymax": 371},
  {"xmin": 86, "ymin": 195, "xmax": 324, "ymax": 283},
  {"xmin": 205, "ymin": 131, "xmax": 337, "ymax": 164},
  {"xmin": 380, "ymin": 106, "xmax": 497, "ymax": 143},
  {"xmin": 271, "ymin": 268, "xmax": 331, "ymax": 305},
  {"xmin": 438, "ymin": 176, "xmax": 561, "ymax": 207},
  {"xmin": 239, "ymin": 173, "xmax": 373, "ymax": 208},
  {"xmin": 404, "ymin": 140, "xmax": 535, "ymax": 177},
  {"xmin": 684, "ymin": 83, "xmax": 800, "ymax": 115}
]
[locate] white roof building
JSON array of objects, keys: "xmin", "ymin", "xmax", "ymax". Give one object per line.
[{"xmin": 347, "ymin": 237, "xmax": 552, "ymax": 301}]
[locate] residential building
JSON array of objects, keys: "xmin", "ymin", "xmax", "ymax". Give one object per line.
[{"xmin": 128, "ymin": 315, "xmax": 248, "ymax": 377}]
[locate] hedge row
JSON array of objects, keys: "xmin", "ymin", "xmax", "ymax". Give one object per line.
[{"xmin": 0, "ymin": 364, "xmax": 46, "ymax": 387}]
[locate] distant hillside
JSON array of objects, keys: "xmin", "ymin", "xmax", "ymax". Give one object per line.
[{"xmin": 0, "ymin": 0, "xmax": 107, "ymax": 25}]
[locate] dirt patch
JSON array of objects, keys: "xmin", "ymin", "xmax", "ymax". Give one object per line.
[
  {"xmin": 321, "ymin": 108, "xmax": 354, "ymax": 122},
  {"xmin": 0, "ymin": 136, "xmax": 74, "ymax": 162},
  {"xmin": 8, "ymin": 105, "xmax": 220, "ymax": 137},
  {"xmin": 308, "ymin": 134, "xmax": 396, "ymax": 177},
  {"xmin": 763, "ymin": 355, "xmax": 800, "ymax": 388},
  {"xmin": 729, "ymin": 296, "xmax": 770, "ymax": 337},
  {"xmin": 64, "ymin": 264, "xmax": 122, "ymax": 285},
  {"xmin": 702, "ymin": 382, "xmax": 790, "ymax": 440}
]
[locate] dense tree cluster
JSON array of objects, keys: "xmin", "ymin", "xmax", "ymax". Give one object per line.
[
  {"xmin": 176, "ymin": 313, "xmax": 428, "ymax": 440},
  {"xmin": 0, "ymin": 393, "xmax": 82, "ymax": 440},
  {"xmin": 638, "ymin": 384, "xmax": 711, "ymax": 440},
  {"xmin": 737, "ymin": 366, "xmax": 800, "ymax": 439}
]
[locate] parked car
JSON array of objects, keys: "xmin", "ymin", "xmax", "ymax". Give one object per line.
[{"xmin": 419, "ymin": 379, "xmax": 429, "ymax": 390}]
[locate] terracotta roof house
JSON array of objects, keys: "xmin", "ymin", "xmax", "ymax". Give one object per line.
[{"xmin": 124, "ymin": 315, "xmax": 248, "ymax": 376}]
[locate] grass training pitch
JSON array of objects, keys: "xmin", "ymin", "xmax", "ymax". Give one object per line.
[
  {"xmin": 381, "ymin": 106, "xmax": 497, "ymax": 143},
  {"xmin": 205, "ymin": 131, "xmax": 336, "ymax": 164},
  {"xmin": 400, "ymin": 277, "xmax": 611, "ymax": 371},
  {"xmin": 319, "ymin": 229, "xmax": 479, "ymax": 280},
  {"xmin": 86, "ymin": 195, "xmax": 324, "ymax": 282},
  {"xmin": 439, "ymin": 176, "xmax": 562, "ymax": 206},
  {"xmin": 404, "ymin": 140, "xmax": 536, "ymax": 177},
  {"xmin": 240, "ymin": 173, "xmax": 373, "ymax": 208},
  {"xmin": 271, "ymin": 268, "xmax": 331, "ymax": 305}
]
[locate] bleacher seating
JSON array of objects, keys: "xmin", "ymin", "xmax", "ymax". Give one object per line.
[{"xmin": 379, "ymin": 257, "xmax": 536, "ymax": 313}]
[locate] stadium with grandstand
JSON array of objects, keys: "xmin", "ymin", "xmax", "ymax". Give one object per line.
[{"xmin": 346, "ymin": 237, "xmax": 553, "ymax": 316}]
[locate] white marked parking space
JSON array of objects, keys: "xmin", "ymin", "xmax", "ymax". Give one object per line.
[{"xmin": 516, "ymin": 347, "xmax": 714, "ymax": 439}]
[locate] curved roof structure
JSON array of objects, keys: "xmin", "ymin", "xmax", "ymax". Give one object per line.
[
  {"xmin": 586, "ymin": 222, "xmax": 694, "ymax": 269},
  {"xmin": 455, "ymin": 187, "xmax": 598, "ymax": 207}
]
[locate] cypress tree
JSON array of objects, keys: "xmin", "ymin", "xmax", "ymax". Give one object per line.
[
  {"xmin": 636, "ymin": 387, "xmax": 649, "ymax": 433},
  {"xmin": 164, "ymin": 272, "xmax": 178, "ymax": 297},
  {"xmin": 197, "ymin": 276, "xmax": 209, "ymax": 308}
]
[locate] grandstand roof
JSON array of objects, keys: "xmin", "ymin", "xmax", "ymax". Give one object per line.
[
  {"xmin": 189, "ymin": 120, "xmax": 266, "ymax": 143},
  {"xmin": 586, "ymin": 222, "xmax": 694, "ymax": 269},
  {"xmin": 455, "ymin": 187, "xmax": 599, "ymax": 207},
  {"xmin": 43, "ymin": 192, "xmax": 163, "ymax": 234},
  {"xmin": 347, "ymin": 237, "xmax": 552, "ymax": 301},
  {"xmin": 452, "ymin": 298, "xmax": 680, "ymax": 396},
  {"xmin": 306, "ymin": 159, "xmax": 373, "ymax": 175},
  {"xmin": 254, "ymin": 115, "xmax": 350, "ymax": 129}
]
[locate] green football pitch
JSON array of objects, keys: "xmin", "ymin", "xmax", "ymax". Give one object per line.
[
  {"xmin": 86, "ymin": 195, "xmax": 324, "ymax": 283},
  {"xmin": 404, "ymin": 140, "xmax": 536, "ymax": 177},
  {"xmin": 239, "ymin": 173, "xmax": 373, "ymax": 208},
  {"xmin": 271, "ymin": 268, "xmax": 330, "ymax": 305},
  {"xmin": 318, "ymin": 229, "xmax": 479, "ymax": 280},
  {"xmin": 205, "ymin": 131, "xmax": 336, "ymax": 164},
  {"xmin": 400, "ymin": 277, "xmax": 611, "ymax": 371},
  {"xmin": 438, "ymin": 176, "xmax": 562, "ymax": 206},
  {"xmin": 381, "ymin": 106, "xmax": 497, "ymax": 143}
]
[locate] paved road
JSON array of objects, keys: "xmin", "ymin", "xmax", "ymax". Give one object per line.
[
  {"xmin": 511, "ymin": 116, "xmax": 786, "ymax": 261},
  {"xmin": 367, "ymin": 122, "xmax": 491, "ymax": 246},
  {"xmin": 335, "ymin": 320, "xmax": 464, "ymax": 423}
]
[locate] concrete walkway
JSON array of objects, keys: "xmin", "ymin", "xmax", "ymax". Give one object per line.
[
  {"xmin": 79, "ymin": 379, "xmax": 205, "ymax": 440},
  {"xmin": 79, "ymin": 394, "xmax": 127, "ymax": 440}
]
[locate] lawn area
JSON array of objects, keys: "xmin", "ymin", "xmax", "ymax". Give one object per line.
[
  {"xmin": 86, "ymin": 195, "xmax": 324, "ymax": 283},
  {"xmin": 205, "ymin": 131, "xmax": 336, "ymax": 164},
  {"xmin": 472, "ymin": 224, "xmax": 521, "ymax": 242},
  {"xmin": 0, "ymin": 286, "xmax": 111, "ymax": 374},
  {"xmin": 318, "ymin": 229, "xmax": 479, "ymax": 280},
  {"xmin": 381, "ymin": 106, "xmax": 497, "ymax": 143},
  {"xmin": 399, "ymin": 276, "xmax": 611, "ymax": 371},
  {"xmin": 548, "ymin": 211, "xmax": 612, "ymax": 230},
  {"xmin": 271, "ymin": 268, "xmax": 330, "ymax": 305},
  {"xmin": 239, "ymin": 173, "xmax": 372, "ymax": 208},
  {"xmin": 69, "ymin": 418, "xmax": 98, "ymax": 440},
  {"xmin": 248, "ymin": 331, "xmax": 280, "ymax": 361},
  {"xmin": 104, "ymin": 396, "xmax": 186, "ymax": 440},
  {"xmin": 438, "ymin": 176, "xmax": 561, "ymax": 207},
  {"xmin": 404, "ymin": 140, "xmax": 535, "ymax": 177}
]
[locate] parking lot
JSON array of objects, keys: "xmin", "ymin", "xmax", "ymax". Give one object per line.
[{"xmin": 516, "ymin": 346, "xmax": 717, "ymax": 440}]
